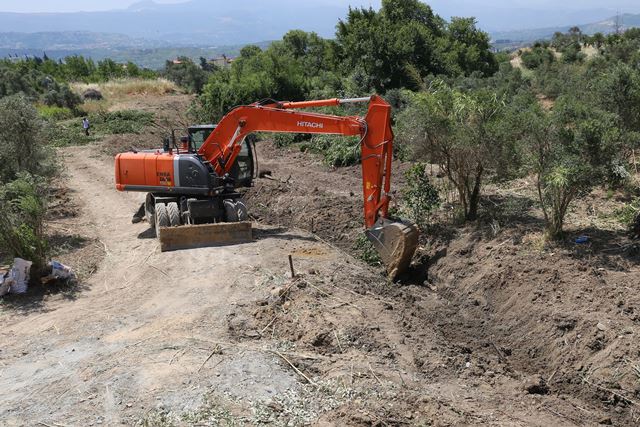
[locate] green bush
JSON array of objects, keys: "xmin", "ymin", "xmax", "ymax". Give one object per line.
[
  {"xmin": 272, "ymin": 133, "xmax": 309, "ymax": 148},
  {"xmin": 46, "ymin": 110, "xmax": 154, "ymax": 147},
  {"xmin": 521, "ymin": 47, "xmax": 555, "ymax": 69},
  {"xmin": 354, "ymin": 234, "xmax": 381, "ymax": 266},
  {"xmin": 0, "ymin": 174, "xmax": 49, "ymax": 272},
  {"xmin": 614, "ymin": 196, "xmax": 640, "ymax": 226},
  {"xmin": 0, "ymin": 94, "xmax": 53, "ymax": 183},
  {"xmin": 401, "ymin": 163, "xmax": 440, "ymax": 229},
  {"xmin": 37, "ymin": 105, "xmax": 74, "ymax": 120},
  {"xmin": 309, "ymin": 135, "xmax": 360, "ymax": 167}
]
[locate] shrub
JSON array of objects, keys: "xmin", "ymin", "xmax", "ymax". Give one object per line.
[
  {"xmin": 0, "ymin": 94, "xmax": 52, "ymax": 183},
  {"xmin": 0, "ymin": 174, "xmax": 49, "ymax": 272},
  {"xmin": 91, "ymin": 110, "xmax": 154, "ymax": 134},
  {"xmin": 309, "ymin": 135, "xmax": 360, "ymax": 167},
  {"xmin": 43, "ymin": 84, "xmax": 82, "ymax": 110},
  {"xmin": 401, "ymin": 163, "xmax": 440, "ymax": 229},
  {"xmin": 37, "ymin": 105, "xmax": 74, "ymax": 121},
  {"xmin": 521, "ymin": 47, "xmax": 555, "ymax": 69},
  {"xmin": 354, "ymin": 234, "xmax": 381, "ymax": 266}
]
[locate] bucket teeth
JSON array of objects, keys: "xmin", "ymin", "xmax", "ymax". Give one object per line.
[{"xmin": 366, "ymin": 218, "xmax": 419, "ymax": 281}]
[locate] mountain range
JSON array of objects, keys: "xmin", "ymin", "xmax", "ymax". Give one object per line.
[
  {"xmin": 492, "ymin": 13, "xmax": 640, "ymax": 43},
  {"xmin": 0, "ymin": 0, "xmax": 362, "ymax": 46}
]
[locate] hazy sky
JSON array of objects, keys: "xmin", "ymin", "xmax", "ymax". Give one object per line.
[{"xmin": 0, "ymin": 0, "xmax": 638, "ymax": 14}]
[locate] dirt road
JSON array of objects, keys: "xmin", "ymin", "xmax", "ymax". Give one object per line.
[{"xmin": 0, "ymin": 146, "xmax": 332, "ymax": 425}]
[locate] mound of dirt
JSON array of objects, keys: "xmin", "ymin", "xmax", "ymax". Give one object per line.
[{"xmin": 243, "ymin": 139, "xmax": 640, "ymax": 425}]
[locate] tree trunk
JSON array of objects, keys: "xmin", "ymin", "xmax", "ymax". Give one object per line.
[{"xmin": 465, "ymin": 167, "xmax": 483, "ymax": 221}]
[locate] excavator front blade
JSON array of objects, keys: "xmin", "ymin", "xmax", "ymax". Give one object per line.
[{"xmin": 365, "ymin": 218, "xmax": 419, "ymax": 281}]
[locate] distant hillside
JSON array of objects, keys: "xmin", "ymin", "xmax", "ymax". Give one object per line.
[
  {"xmin": 491, "ymin": 13, "xmax": 640, "ymax": 47},
  {"xmin": 0, "ymin": 31, "xmax": 167, "ymax": 50},
  {"xmin": 0, "ymin": 41, "xmax": 272, "ymax": 70},
  {"xmin": 0, "ymin": 0, "xmax": 365, "ymax": 46}
]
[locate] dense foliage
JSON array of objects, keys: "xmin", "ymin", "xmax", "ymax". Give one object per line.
[
  {"xmin": 190, "ymin": 0, "xmax": 498, "ymax": 122},
  {"xmin": 0, "ymin": 95, "xmax": 54, "ymax": 269}
]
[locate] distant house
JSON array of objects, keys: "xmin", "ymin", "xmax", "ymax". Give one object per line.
[
  {"xmin": 210, "ymin": 54, "xmax": 234, "ymax": 69},
  {"xmin": 171, "ymin": 58, "xmax": 183, "ymax": 65}
]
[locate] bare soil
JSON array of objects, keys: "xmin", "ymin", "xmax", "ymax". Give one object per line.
[{"xmin": 1, "ymin": 92, "xmax": 639, "ymax": 426}]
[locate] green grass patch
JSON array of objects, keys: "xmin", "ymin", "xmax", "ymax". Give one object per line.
[
  {"xmin": 46, "ymin": 109, "xmax": 154, "ymax": 147},
  {"xmin": 613, "ymin": 196, "xmax": 640, "ymax": 227},
  {"xmin": 37, "ymin": 105, "xmax": 75, "ymax": 121}
]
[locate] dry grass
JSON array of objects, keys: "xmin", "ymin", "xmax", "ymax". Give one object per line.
[{"xmin": 71, "ymin": 78, "xmax": 179, "ymax": 99}]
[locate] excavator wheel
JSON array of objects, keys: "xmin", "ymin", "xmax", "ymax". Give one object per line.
[
  {"xmin": 236, "ymin": 200, "xmax": 249, "ymax": 221},
  {"xmin": 366, "ymin": 218, "xmax": 419, "ymax": 281},
  {"xmin": 223, "ymin": 199, "xmax": 248, "ymax": 222},
  {"xmin": 145, "ymin": 193, "xmax": 156, "ymax": 229},
  {"xmin": 155, "ymin": 203, "xmax": 170, "ymax": 229},
  {"xmin": 167, "ymin": 202, "xmax": 181, "ymax": 227}
]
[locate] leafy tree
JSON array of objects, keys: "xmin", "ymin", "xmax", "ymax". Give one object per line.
[
  {"xmin": 524, "ymin": 97, "xmax": 624, "ymax": 238},
  {"xmin": 164, "ymin": 56, "xmax": 208, "ymax": 93},
  {"xmin": 521, "ymin": 46, "xmax": 555, "ymax": 69},
  {"xmin": 397, "ymin": 82, "xmax": 514, "ymax": 220},
  {"xmin": 195, "ymin": 46, "xmax": 307, "ymax": 121},
  {"xmin": 335, "ymin": 0, "xmax": 496, "ymax": 92},
  {"xmin": 443, "ymin": 17, "xmax": 497, "ymax": 76},
  {"xmin": 0, "ymin": 96, "xmax": 53, "ymax": 269},
  {"xmin": 0, "ymin": 94, "xmax": 52, "ymax": 183}
]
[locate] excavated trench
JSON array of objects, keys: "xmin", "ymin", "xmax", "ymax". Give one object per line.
[{"xmin": 243, "ymin": 141, "xmax": 640, "ymax": 425}]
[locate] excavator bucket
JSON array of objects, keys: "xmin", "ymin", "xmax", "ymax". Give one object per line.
[{"xmin": 366, "ymin": 218, "xmax": 419, "ymax": 280}]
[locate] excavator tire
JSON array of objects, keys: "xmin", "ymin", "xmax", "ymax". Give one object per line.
[
  {"xmin": 236, "ymin": 199, "xmax": 249, "ymax": 221},
  {"xmin": 223, "ymin": 199, "xmax": 239, "ymax": 222},
  {"xmin": 366, "ymin": 218, "xmax": 419, "ymax": 281},
  {"xmin": 145, "ymin": 193, "xmax": 156, "ymax": 229},
  {"xmin": 155, "ymin": 203, "xmax": 170, "ymax": 229},
  {"xmin": 167, "ymin": 202, "xmax": 181, "ymax": 227}
]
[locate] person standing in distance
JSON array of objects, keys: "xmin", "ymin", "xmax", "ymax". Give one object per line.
[{"xmin": 82, "ymin": 117, "xmax": 90, "ymax": 136}]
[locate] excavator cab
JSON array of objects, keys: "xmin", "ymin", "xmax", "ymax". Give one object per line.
[{"xmin": 188, "ymin": 125, "xmax": 256, "ymax": 188}]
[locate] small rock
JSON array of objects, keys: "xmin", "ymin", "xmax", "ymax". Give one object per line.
[
  {"xmin": 283, "ymin": 301, "xmax": 291, "ymax": 310},
  {"xmin": 270, "ymin": 287, "xmax": 284, "ymax": 297},
  {"xmin": 522, "ymin": 375, "xmax": 549, "ymax": 395},
  {"xmin": 599, "ymin": 417, "xmax": 612, "ymax": 425},
  {"xmin": 597, "ymin": 322, "xmax": 607, "ymax": 331}
]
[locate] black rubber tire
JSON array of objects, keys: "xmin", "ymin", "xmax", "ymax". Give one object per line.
[
  {"xmin": 236, "ymin": 199, "xmax": 248, "ymax": 221},
  {"xmin": 155, "ymin": 203, "xmax": 170, "ymax": 228},
  {"xmin": 167, "ymin": 202, "xmax": 181, "ymax": 227},
  {"xmin": 223, "ymin": 199, "xmax": 239, "ymax": 222},
  {"xmin": 146, "ymin": 193, "xmax": 156, "ymax": 228}
]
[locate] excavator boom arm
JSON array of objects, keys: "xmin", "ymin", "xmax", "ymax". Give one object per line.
[{"xmin": 198, "ymin": 95, "xmax": 393, "ymax": 228}]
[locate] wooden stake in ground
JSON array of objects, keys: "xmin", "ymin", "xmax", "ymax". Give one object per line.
[{"xmin": 288, "ymin": 254, "xmax": 295, "ymax": 278}]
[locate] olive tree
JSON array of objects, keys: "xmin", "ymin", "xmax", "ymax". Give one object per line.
[
  {"xmin": 524, "ymin": 97, "xmax": 623, "ymax": 238},
  {"xmin": 397, "ymin": 81, "xmax": 513, "ymax": 221}
]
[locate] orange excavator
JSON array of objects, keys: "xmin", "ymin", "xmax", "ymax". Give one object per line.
[{"xmin": 114, "ymin": 95, "xmax": 418, "ymax": 279}]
